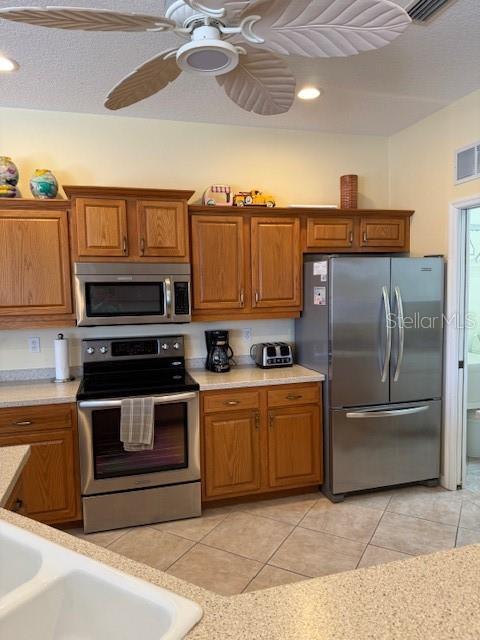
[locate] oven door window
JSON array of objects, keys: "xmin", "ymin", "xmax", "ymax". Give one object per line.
[
  {"xmin": 85, "ymin": 282, "xmax": 165, "ymax": 318},
  {"xmin": 91, "ymin": 403, "xmax": 188, "ymax": 479}
]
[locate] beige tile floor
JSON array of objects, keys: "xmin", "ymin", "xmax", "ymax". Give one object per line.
[{"xmin": 68, "ymin": 465, "xmax": 480, "ymax": 596}]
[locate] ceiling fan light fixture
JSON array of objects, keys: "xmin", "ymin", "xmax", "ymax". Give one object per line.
[
  {"xmin": 297, "ymin": 86, "xmax": 321, "ymax": 100},
  {"xmin": 176, "ymin": 32, "xmax": 239, "ymax": 75},
  {"xmin": 0, "ymin": 55, "xmax": 19, "ymax": 72}
]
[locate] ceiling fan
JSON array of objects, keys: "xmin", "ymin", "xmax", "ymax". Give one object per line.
[{"xmin": 0, "ymin": 1, "xmax": 411, "ymax": 116}]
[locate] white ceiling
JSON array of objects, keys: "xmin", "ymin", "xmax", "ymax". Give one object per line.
[{"xmin": 0, "ymin": 0, "xmax": 479, "ymax": 135}]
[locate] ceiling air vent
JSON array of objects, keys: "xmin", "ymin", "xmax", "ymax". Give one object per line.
[
  {"xmin": 407, "ymin": 0, "xmax": 452, "ymax": 22},
  {"xmin": 455, "ymin": 142, "xmax": 480, "ymax": 184}
]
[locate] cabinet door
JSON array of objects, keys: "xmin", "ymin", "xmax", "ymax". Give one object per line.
[
  {"xmin": 137, "ymin": 200, "xmax": 188, "ymax": 259},
  {"xmin": 0, "ymin": 209, "xmax": 72, "ymax": 316},
  {"xmin": 191, "ymin": 215, "xmax": 245, "ymax": 310},
  {"xmin": 268, "ymin": 405, "xmax": 322, "ymax": 488},
  {"xmin": 0, "ymin": 429, "xmax": 80, "ymax": 524},
  {"xmin": 203, "ymin": 410, "xmax": 261, "ymax": 499},
  {"xmin": 75, "ymin": 198, "xmax": 128, "ymax": 257},
  {"xmin": 360, "ymin": 217, "xmax": 407, "ymax": 249},
  {"xmin": 306, "ymin": 217, "xmax": 355, "ymax": 249},
  {"xmin": 251, "ymin": 217, "xmax": 301, "ymax": 309}
]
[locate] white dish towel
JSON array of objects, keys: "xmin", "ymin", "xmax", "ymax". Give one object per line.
[{"xmin": 120, "ymin": 397, "xmax": 155, "ymax": 452}]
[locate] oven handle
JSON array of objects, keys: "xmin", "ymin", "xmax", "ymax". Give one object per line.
[{"xmin": 78, "ymin": 391, "xmax": 198, "ymax": 409}]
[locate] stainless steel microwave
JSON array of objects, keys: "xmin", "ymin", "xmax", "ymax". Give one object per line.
[{"xmin": 74, "ymin": 263, "xmax": 191, "ymax": 326}]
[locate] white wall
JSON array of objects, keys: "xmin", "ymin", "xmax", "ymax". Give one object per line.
[
  {"xmin": 0, "ymin": 106, "xmax": 390, "ymax": 371},
  {"xmin": 389, "ymin": 89, "xmax": 480, "ymax": 257},
  {"xmin": 0, "ymin": 320, "xmax": 293, "ymax": 371}
]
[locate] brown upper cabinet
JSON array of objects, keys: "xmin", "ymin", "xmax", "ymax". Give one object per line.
[
  {"xmin": 304, "ymin": 209, "xmax": 412, "ymax": 254},
  {"xmin": 191, "ymin": 215, "xmax": 245, "ymax": 311},
  {"xmin": 251, "ymin": 217, "xmax": 301, "ymax": 309},
  {"xmin": 306, "ymin": 216, "xmax": 355, "ymax": 249},
  {"xmin": 0, "ymin": 200, "xmax": 74, "ymax": 329},
  {"xmin": 75, "ymin": 197, "xmax": 128, "ymax": 257},
  {"xmin": 359, "ymin": 216, "xmax": 407, "ymax": 249},
  {"xmin": 190, "ymin": 208, "xmax": 302, "ymax": 320},
  {"xmin": 65, "ymin": 186, "xmax": 194, "ymax": 263}
]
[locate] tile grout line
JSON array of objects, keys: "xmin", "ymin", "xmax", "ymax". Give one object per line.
[
  {"xmin": 354, "ymin": 505, "xmax": 387, "ymax": 569},
  {"xmin": 242, "ymin": 497, "xmax": 324, "ymax": 589},
  {"xmin": 455, "ymin": 501, "xmax": 464, "ymax": 547}
]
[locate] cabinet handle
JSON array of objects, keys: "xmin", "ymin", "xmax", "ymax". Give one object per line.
[
  {"xmin": 12, "ymin": 420, "xmax": 32, "ymax": 426},
  {"xmin": 286, "ymin": 394, "xmax": 302, "ymax": 401},
  {"xmin": 240, "ymin": 289, "xmax": 245, "ymax": 307},
  {"xmin": 255, "ymin": 412, "xmax": 260, "ymax": 430},
  {"xmin": 122, "ymin": 235, "xmax": 128, "ymax": 255},
  {"xmin": 225, "ymin": 400, "xmax": 240, "ymax": 406},
  {"xmin": 349, "ymin": 230, "xmax": 354, "ymax": 245},
  {"xmin": 140, "ymin": 238, "xmax": 145, "ymax": 256},
  {"xmin": 11, "ymin": 499, "xmax": 23, "ymax": 513},
  {"xmin": 255, "ymin": 291, "xmax": 259, "ymax": 304},
  {"xmin": 269, "ymin": 413, "xmax": 274, "ymax": 429},
  {"xmin": 363, "ymin": 230, "xmax": 368, "ymax": 244}
]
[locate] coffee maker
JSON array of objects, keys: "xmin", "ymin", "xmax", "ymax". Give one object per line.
[{"xmin": 205, "ymin": 330, "xmax": 234, "ymax": 373}]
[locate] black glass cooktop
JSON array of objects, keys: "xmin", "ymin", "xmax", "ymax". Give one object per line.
[{"xmin": 77, "ymin": 369, "xmax": 199, "ymax": 401}]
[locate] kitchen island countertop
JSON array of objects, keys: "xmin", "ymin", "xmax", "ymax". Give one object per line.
[{"xmin": 1, "ymin": 447, "xmax": 480, "ymax": 640}]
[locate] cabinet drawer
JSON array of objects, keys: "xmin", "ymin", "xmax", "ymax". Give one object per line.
[
  {"xmin": 203, "ymin": 390, "xmax": 260, "ymax": 414},
  {"xmin": 0, "ymin": 404, "xmax": 74, "ymax": 435},
  {"xmin": 267, "ymin": 384, "xmax": 320, "ymax": 408}
]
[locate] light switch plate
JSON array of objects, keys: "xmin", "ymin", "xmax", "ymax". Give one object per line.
[
  {"xmin": 28, "ymin": 337, "xmax": 41, "ymax": 353},
  {"xmin": 243, "ymin": 328, "xmax": 252, "ymax": 341}
]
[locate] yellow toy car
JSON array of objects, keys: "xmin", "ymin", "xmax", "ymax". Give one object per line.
[{"xmin": 233, "ymin": 190, "xmax": 275, "ymax": 208}]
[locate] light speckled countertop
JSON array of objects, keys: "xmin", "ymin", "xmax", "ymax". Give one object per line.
[
  {"xmin": 1, "ymin": 452, "xmax": 480, "ymax": 638},
  {"xmin": 0, "ymin": 379, "xmax": 80, "ymax": 408},
  {"xmin": 0, "ymin": 366, "xmax": 323, "ymax": 408},
  {"xmin": 189, "ymin": 365, "xmax": 324, "ymax": 391},
  {"xmin": 0, "ymin": 445, "xmax": 30, "ymax": 507}
]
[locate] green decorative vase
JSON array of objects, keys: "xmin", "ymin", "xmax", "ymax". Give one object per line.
[{"xmin": 30, "ymin": 169, "xmax": 58, "ymax": 199}]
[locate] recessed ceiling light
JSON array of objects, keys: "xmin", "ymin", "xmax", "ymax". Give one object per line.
[
  {"xmin": 0, "ymin": 56, "xmax": 19, "ymax": 72},
  {"xmin": 298, "ymin": 87, "xmax": 321, "ymax": 100}
]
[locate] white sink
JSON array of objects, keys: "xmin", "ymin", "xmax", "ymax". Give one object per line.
[
  {"xmin": 0, "ymin": 533, "xmax": 42, "ymax": 598},
  {"xmin": 0, "ymin": 521, "xmax": 202, "ymax": 639}
]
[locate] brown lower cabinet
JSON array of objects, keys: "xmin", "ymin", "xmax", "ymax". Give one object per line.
[
  {"xmin": 201, "ymin": 383, "xmax": 323, "ymax": 502},
  {"xmin": 0, "ymin": 403, "xmax": 81, "ymax": 524}
]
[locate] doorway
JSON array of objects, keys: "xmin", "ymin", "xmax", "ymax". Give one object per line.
[
  {"xmin": 444, "ymin": 196, "xmax": 480, "ymax": 491},
  {"xmin": 464, "ymin": 207, "xmax": 480, "ymax": 490}
]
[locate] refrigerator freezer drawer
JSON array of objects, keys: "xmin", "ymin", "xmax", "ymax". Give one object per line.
[{"xmin": 331, "ymin": 400, "xmax": 441, "ymax": 495}]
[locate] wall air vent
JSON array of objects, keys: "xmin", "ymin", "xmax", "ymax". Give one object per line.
[
  {"xmin": 407, "ymin": 0, "xmax": 453, "ymax": 22},
  {"xmin": 455, "ymin": 142, "xmax": 480, "ymax": 184}
]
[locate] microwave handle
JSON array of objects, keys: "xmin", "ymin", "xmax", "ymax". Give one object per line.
[
  {"xmin": 79, "ymin": 391, "xmax": 198, "ymax": 410},
  {"xmin": 165, "ymin": 277, "xmax": 173, "ymax": 318}
]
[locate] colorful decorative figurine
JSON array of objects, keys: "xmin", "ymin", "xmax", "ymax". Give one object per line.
[
  {"xmin": 233, "ymin": 189, "xmax": 275, "ymax": 207},
  {"xmin": 203, "ymin": 185, "xmax": 233, "ymax": 206},
  {"xmin": 30, "ymin": 169, "xmax": 59, "ymax": 199},
  {"xmin": 0, "ymin": 156, "xmax": 19, "ymax": 197}
]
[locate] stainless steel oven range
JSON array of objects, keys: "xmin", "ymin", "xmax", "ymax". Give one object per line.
[{"xmin": 76, "ymin": 335, "xmax": 201, "ymax": 533}]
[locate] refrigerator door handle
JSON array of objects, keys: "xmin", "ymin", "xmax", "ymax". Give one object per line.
[
  {"xmin": 381, "ymin": 286, "xmax": 392, "ymax": 383},
  {"xmin": 393, "ymin": 286, "xmax": 405, "ymax": 382},
  {"xmin": 346, "ymin": 406, "xmax": 429, "ymax": 419}
]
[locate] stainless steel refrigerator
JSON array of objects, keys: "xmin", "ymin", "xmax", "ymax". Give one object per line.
[{"xmin": 295, "ymin": 256, "xmax": 444, "ymax": 502}]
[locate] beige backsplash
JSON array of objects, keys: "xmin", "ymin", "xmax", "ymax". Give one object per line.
[{"xmin": 0, "ymin": 320, "xmax": 294, "ymax": 371}]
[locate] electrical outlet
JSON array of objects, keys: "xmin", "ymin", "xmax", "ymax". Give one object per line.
[
  {"xmin": 28, "ymin": 337, "xmax": 41, "ymax": 353},
  {"xmin": 243, "ymin": 328, "xmax": 252, "ymax": 341}
]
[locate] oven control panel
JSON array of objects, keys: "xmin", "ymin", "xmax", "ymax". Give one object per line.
[{"xmin": 82, "ymin": 336, "xmax": 185, "ymax": 363}]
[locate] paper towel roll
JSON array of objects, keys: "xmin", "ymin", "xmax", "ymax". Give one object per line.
[{"xmin": 54, "ymin": 334, "xmax": 70, "ymax": 382}]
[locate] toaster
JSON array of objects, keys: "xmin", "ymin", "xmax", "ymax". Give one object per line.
[{"xmin": 250, "ymin": 342, "xmax": 294, "ymax": 369}]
